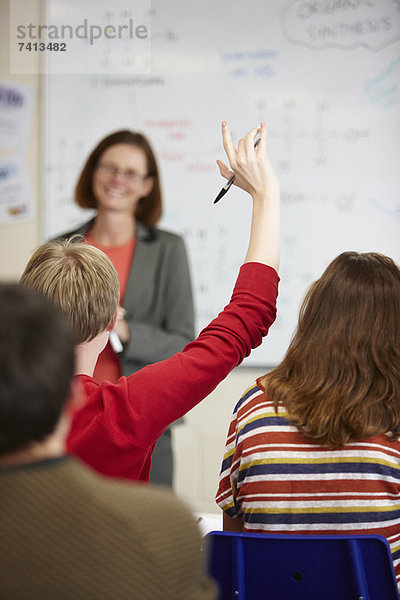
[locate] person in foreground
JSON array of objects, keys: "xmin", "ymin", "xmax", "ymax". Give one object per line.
[
  {"xmin": 21, "ymin": 122, "xmax": 281, "ymax": 483},
  {"xmin": 0, "ymin": 283, "xmax": 216, "ymax": 599},
  {"xmin": 216, "ymin": 251, "xmax": 400, "ymax": 586}
]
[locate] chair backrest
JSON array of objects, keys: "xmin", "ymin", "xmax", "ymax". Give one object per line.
[{"xmin": 205, "ymin": 531, "xmax": 399, "ymax": 600}]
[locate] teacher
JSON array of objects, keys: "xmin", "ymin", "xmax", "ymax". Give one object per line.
[{"xmin": 58, "ymin": 130, "xmax": 195, "ymax": 486}]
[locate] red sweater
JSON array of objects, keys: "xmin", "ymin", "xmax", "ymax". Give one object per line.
[{"xmin": 67, "ymin": 262, "xmax": 279, "ymax": 482}]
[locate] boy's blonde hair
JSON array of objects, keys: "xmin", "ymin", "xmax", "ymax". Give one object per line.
[{"xmin": 20, "ymin": 238, "xmax": 120, "ymax": 344}]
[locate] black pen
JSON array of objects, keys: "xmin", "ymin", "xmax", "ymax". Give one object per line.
[{"xmin": 214, "ymin": 136, "xmax": 261, "ymax": 204}]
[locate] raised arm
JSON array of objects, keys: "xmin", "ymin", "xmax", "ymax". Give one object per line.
[
  {"xmin": 217, "ymin": 121, "xmax": 280, "ymax": 271},
  {"xmin": 69, "ymin": 123, "xmax": 281, "ymax": 481}
]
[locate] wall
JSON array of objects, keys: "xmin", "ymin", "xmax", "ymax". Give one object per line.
[{"xmin": 0, "ymin": 0, "xmax": 41, "ymax": 279}]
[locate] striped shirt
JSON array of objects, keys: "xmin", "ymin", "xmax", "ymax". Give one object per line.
[{"xmin": 216, "ymin": 381, "xmax": 400, "ymax": 585}]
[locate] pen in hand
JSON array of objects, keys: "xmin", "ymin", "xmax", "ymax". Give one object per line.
[{"xmin": 214, "ymin": 136, "xmax": 261, "ymax": 204}]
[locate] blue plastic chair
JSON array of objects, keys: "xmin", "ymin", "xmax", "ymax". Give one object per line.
[{"xmin": 205, "ymin": 531, "xmax": 399, "ymax": 600}]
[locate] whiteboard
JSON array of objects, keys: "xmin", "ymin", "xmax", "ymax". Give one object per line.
[{"xmin": 43, "ymin": 0, "xmax": 400, "ymax": 366}]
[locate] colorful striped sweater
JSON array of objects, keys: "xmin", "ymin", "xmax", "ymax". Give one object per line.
[{"xmin": 216, "ymin": 381, "xmax": 400, "ymax": 585}]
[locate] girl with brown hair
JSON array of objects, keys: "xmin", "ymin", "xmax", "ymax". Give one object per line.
[{"xmin": 216, "ymin": 250, "xmax": 400, "ymax": 585}]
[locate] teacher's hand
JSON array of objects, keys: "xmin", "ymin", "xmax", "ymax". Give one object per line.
[{"xmin": 115, "ymin": 305, "xmax": 130, "ymax": 344}]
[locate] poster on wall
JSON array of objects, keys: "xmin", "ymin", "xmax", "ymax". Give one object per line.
[{"xmin": 0, "ymin": 81, "xmax": 35, "ymax": 226}]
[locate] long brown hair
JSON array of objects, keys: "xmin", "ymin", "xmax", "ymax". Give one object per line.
[
  {"xmin": 262, "ymin": 251, "xmax": 400, "ymax": 447},
  {"xmin": 75, "ymin": 130, "xmax": 162, "ymax": 227}
]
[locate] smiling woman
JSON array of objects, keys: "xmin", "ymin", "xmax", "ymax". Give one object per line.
[
  {"xmin": 92, "ymin": 144, "xmax": 153, "ymax": 215},
  {"xmin": 55, "ymin": 130, "xmax": 195, "ymax": 487}
]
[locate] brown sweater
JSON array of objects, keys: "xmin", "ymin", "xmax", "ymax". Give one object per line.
[{"xmin": 0, "ymin": 457, "xmax": 216, "ymax": 599}]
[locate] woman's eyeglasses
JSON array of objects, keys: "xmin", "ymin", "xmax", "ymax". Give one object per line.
[{"xmin": 96, "ymin": 163, "xmax": 148, "ymax": 184}]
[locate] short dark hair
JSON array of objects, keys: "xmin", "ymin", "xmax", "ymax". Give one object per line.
[
  {"xmin": 0, "ymin": 283, "xmax": 75, "ymax": 455},
  {"xmin": 75, "ymin": 130, "xmax": 162, "ymax": 227}
]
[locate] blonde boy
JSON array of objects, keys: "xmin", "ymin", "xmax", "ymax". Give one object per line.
[{"xmin": 21, "ymin": 122, "xmax": 281, "ymax": 481}]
